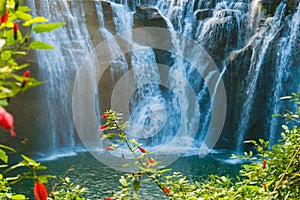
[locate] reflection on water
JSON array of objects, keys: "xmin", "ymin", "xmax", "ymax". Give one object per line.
[{"xmin": 13, "ymin": 152, "xmax": 240, "ymax": 199}]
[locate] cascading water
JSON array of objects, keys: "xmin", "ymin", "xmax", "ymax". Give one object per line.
[
  {"xmin": 28, "ymin": 0, "xmax": 95, "ymax": 156},
  {"xmin": 235, "ymin": 2, "xmax": 288, "ymax": 152},
  {"xmin": 248, "ymin": 0, "xmax": 261, "ymax": 32},
  {"xmin": 26, "ymin": 0, "xmax": 300, "ymax": 156},
  {"xmin": 268, "ymin": 2, "xmax": 300, "ymax": 146}
]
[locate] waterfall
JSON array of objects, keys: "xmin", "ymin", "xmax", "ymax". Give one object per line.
[
  {"xmin": 28, "ymin": 0, "xmax": 95, "ymax": 156},
  {"xmin": 268, "ymin": 2, "xmax": 300, "ymax": 146},
  {"xmin": 235, "ymin": 2, "xmax": 287, "ymax": 152},
  {"xmin": 248, "ymin": 0, "xmax": 261, "ymax": 32},
  {"xmin": 25, "ymin": 0, "xmax": 300, "ymax": 156},
  {"xmin": 95, "ymin": 2, "xmax": 129, "ymax": 85}
]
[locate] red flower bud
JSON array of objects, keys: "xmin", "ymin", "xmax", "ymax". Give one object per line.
[
  {"xmin": 34, "ymin": 182, "xmax": 48, "ymax": 200},
  {"xmin": 262, "ymin": 160, "xmax": 267, "ymax": 168},
  {"xmin": 131, "ymin": 171, "xmax": 135, "ymax": 176},
  {"xmin": 22, "ymin": 70, "xmax": 30, "ymax": 87},
  {"xmin": 105, "ymin": 146, "xmax": 112, "ymax": 150},
  {"xmin": 263, "ymin": 182, "xmax": 267, "ymax": 189},
  {"xmin": 13, "ymin": 22, "xmax": 18, "ymax": 40},
  {"xmin": 23, "ymin": 70, "xmax": 30, "ymax": 78},
  {"xmin": 99, "ymin": 125, "xmax": 106, "ymax": 130},
  {"xmin": 106, "ymin": 198, "xmax": 112, "ymax": 200},
  {"xmin": 0, "ymin": 8, "xmax": 8, "ymax": 24},
  {"xmin": 148, "ymin": 158, "xmax": 155, "ymax": 164},
  {"xmin": 139, "ymin": 147, "xmax": 147, "ymax": 153},
  {"xmin": 163, "ymin": 187, "xmax": 170, "ymax": 195},
  {"xmin": 101, "ymin": 113, "xmax": 109, "ymax": 119}
]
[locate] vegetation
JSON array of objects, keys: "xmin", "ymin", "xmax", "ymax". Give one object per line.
[{"xmin": 99, "ymin": 93, "xmax": 300, "ymax": 199}]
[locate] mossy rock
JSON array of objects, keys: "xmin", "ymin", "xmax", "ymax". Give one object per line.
[{"xmin": 259, "ymin": 0, "xmax": 281, "ymax": 16}]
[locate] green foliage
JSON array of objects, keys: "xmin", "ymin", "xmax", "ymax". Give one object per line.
[
  {"xmin": 101, "ymin": 93, "xmax": 300, "ymax": 199},
  {"xmin": 0, "ymin": 0, "xmax": 65, "ymax": 106},
  {"xmin": 50, "ymin": 177, "xmax": 86, "ymax": 200}
]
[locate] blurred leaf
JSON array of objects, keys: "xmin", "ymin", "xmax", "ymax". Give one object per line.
[
  {"xmin": 0, "ymin": 144, "xmax": 16, "ymax": 152},
  {"xmin": 15, "ymin": 11, "xmax": 32, "ymax": 20},
  {"xmin": 12, "ymin": 194, "xmax": 26, "ymax": 199},
  {"xmin": 0, "ymin": 0, "xmax": 6, "ymax": 16},
  {"xmin": 17, "ymin": 6, "xmax": 30, "ymax": 12},
  {"xmin": 0, "ymin": 39, "xmax": 6, "ymax": 48},
  {"xmin": 0, "ymin": 149, "xmax": 8, "ymax": 163},
  {"xmin": 280, "ymin": 96, "xmax": 292, "ymax": 100},
  {"xmin": 119, "ymin": 178, "xmax": 128, "ymax": 187},
  {"xmin": 21, "ymin": 154, "xmax": 38, "ymax": 166},
  {"xmin": 133, "ymin": 179, "xmax": 140, "ymax": 193},
  {"xmin": 33, "ymin": 22, "xmax": 66, "ymax": 33},
  {"xmin": 29, "ymin": 40, "xmax": 54, "ymax": 50},
  {"xmin": 23, "ymin": 16, "xmax": 48, "ymax": 26}
]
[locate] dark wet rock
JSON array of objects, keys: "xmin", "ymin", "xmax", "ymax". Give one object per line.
[
  {"xmin": 134, "ymin": 6, "xmax": 167, "ymax": 28},
  {"xmin": 195, "ymin": 9, "xmax": 212, "ymax": 20}
]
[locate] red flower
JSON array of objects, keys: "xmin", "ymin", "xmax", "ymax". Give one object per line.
[
  {"xmin": 23, "ymin": 70, "xmax": 30, "ymax": 78},
  {"xmin": 22, "ymin": 70, "xmax": 30, "ymax": 87},
  {"xmin": 99, "ymin": 125, "xmax": 106, "ymax": 130},
  {"xmin": 34, "ymin": 182, "xmax": 48, "ymax": 200},
  {"xmin": 131, "ymin": 171, "xmax": 135, "ymax": 176},
  {"xmin": 262, "ymin": 160, "xmax": 267, "ymax": 168},
  {"xmin": 139, "ymin": 147, "xmax": 147, "ymax": 153},
  {"xmin": 0, "ymin": 8, "xmax": 8, "ymax": 24},
  {"xmin": 13, "ymin": 22, "xmax": 18, "ymax": 40},
  {"xmin": 101, "ymin": 113, "xmax": 109, "ymax": 119},
  {"xmin": 10, "ymin": 130, "xmax": 16, "ymax": 137},
  {"xmin": 106, "ymin": 198, "xmax": 112, "ymax": 200},
  {"xmin": 163, "ymin": 187, "xmax": 170, "ymax": 195},
  {"xmin": 263, "ymin": 182, "xmax": 267, "ymax": 189},
  {"xmin": 148, "ymin": 158, "xmax": 155, "ymax": 164},
  {"xmin": 105, "ymin": 146, "xmax": 112, "ymax": 150},
  {"xmin": 0, "ymin": 108, "xmax": 16, "ymax": 137}
]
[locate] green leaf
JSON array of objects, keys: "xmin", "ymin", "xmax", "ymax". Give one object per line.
[
  {"xmin": 23, "ymin": 16, "xmax": 48, "ymax": 26},
  {"xmin": 15, "ymin": 11, "xmax": 32, "ymax": 20},
  {"xmin": 244, "ymin": 185, "xmax": 260, "ymax": 191},
  {"xmin": 1, "ymin": 51, "xmax": 12, "ymax": 60},
  {"xmin": 12, "ymin": 194, "xmax": 26, "ymax": 200},
  {"xmin": 119, "ymin": 178, "xmax": 128, "ymax": 187},
  {"xmin": 0, "ymin": 99, "xmax": 8, "ymax": 107},
  {"xmin": 0, "ymin": 39, "xmax": 6, "ymax": 48},
  {"xmin": 0, "ymin": 144, "xmax": 16, "ymax": 152},
  {"xmin": 133, "ymin": 179, "xmax": 140, "ymax": 193},
  {"xmin": 4, "ymin": 162, "xmax": 27, "ymax": 173},
  {"xmin": 33, "ymin": 22, "xmax": 66, "ymax": 33},
  {"xmin": 5, "ymin": 176, "xmax": 20, "ymax": 181},
  {"xmin": 280, "ymin": 96, "xmax": 292, "ymax": 100},
  {"xmin": 29, "ymin": 41, "xmax": 54, "ymax": 50},
  {"xmin": 37, "ymin": 175, "xmax": 56, "ymax": 183},
  {"xmin": 0, "ymin": 0, "xmax": 6, "ymax": 16},
  {"xmin": 0, "ymin": 149, "xmax": 8, "ymax": 163},
  {"xmin": 21, "ymin": 154, "xmax": 39, "ymax": 166},
  {"xmin": 282, "ymin": 125, "xmax": 289, "ymax": 131},
  {"xmin": 272, "ymin": 114, "xmax": 282, "ymax": 117},
  {"xmin": 17, "ymin": 6, "xmax": 31, "ymax": 12}
]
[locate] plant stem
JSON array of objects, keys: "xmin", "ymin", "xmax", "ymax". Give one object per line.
[
  {"xmin": 115, "ymin": 122, "xmax": 171, "ymax": 199},
  {"xmin": 273, "ymin": 145, "xmax": 300, "ymax": 192},
  {"xmin": 51, "ymin": 165, "xmax": 75, "ymax": 198}
]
